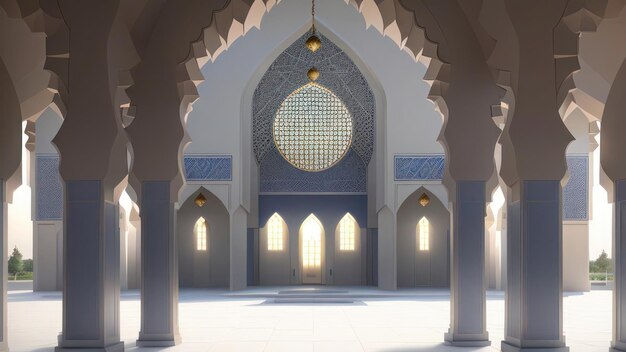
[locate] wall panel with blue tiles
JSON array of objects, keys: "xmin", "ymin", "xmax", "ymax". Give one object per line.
[
  {"xmin": 184, "ymin": 155, "xmax": 232, "ymax": 181},
  {"xmin": 36, "ymin": 155, "xmax": 63, "ymax": 221},
  {"xmin": 394, "ymin": 155, "xmax": 445, "ymax": 181},
  {"xmin": 260, "ymin": 148, "xmax": 366, "ymax": 193},
  {"xmin": 563, "ymin": 155, "xmax": 588, "ymax": 221}
]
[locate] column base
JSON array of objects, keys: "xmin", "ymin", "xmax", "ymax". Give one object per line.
[
  {"xmin": 136, "ymin": 332, "xmax": 181, "ymax": 347},
  {"xmin": 55, "ymin": 342, "xmax": 124, "ymax": 352},
  {"xmin": 501, "ymin": 341, "xmax": 569, "ymax": 352},
  {"xmin": 610, "ymin": 340, "xmax": 626, "ymax": 351},
  {"xmin": 444, "ymin": 331, "xmax": 490, "ymax": 347}
]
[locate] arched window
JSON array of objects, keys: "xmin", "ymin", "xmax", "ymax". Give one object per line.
[
  {"xmin": 195, "ymin": 217, "xmax": 207, "ymax": 251},
  {"xmin": 267, "ymin": 213, "xmax": 284, "ymax": 251},
  {"xmin": 418, "ymin": 217, "xmax": 430, "ymax": 251},
  {"xmin": 339, "ymin": 213, "xmax": 356, "ymax": 251},
  {"xmin": 302, "ymin": 215, "xmax": 322, "ymax": 268}
]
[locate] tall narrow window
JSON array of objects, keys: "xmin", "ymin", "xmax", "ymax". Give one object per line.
[
  {"xmin": 339, "ymin": 213, "xmax": 356, "ymax": 251},
  {"xmin": 418, "ymin": 217, "xmax": 430, "ymax": 251},
  {"xmin": 267, "ymin": 213, "xmax": 284, "ymax": 251},
  {"xmin": 195, "ymin": 217, "xmax": 207, "ymax": 251},
  {"xmin": 302, "ymin": 215, "xmax": 322, "ymax": 268}
]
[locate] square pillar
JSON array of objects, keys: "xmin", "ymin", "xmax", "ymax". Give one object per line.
[
  {"xmin": 445, "ymin": 181, "xmax": 490, "ymax": 346},
  {"xmin": 0, "ymin": 182, "xmax": 8, "ymax": 352},
  {"xmin": 377, "ymin": 206, "xmax": 396, "ymax": 290},
  {"xmin": 137, "ymin": 181, "xmax": 180, "ymax": 347},
  {"xmin": 56, "ymin": 181, "xmax": 123, "ymax": 352},
  {"xmin": 501, "ymin": 181, "xmax": 568, "ymax": 352},
  {"xmin": 612, "ymin": 180, "xmax": 626, "ymax": 351}
]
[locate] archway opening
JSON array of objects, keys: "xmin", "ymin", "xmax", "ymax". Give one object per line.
[{"xmin": 300, "ymin": 214, "xmax": 324, "ymax": 284}]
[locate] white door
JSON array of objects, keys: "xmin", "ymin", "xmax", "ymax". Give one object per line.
[{"xmin": 301, "ymin": 215, "xmax": 322, "ymax": 284}]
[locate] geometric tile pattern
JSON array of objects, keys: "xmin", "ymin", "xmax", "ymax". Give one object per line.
[
  {"xmin": 184, "ymin": 155, "xmax": 232, "ymax": 181},
  {"xmin": 253, "ymin": 32, "xmax": 375, "ymax": 167},
  {"xmin": 36, "ymin": 154, "xmax": 63, "ymax": 220},
  {"xmin": 260, "ymin": 148, "xmax": 366, "ymax": 193},
  {"xmin": 394, "ymin": 155, "xmax": 445, "ymax": 181},
  {"xmin": 563, "ymin": 155, "xmax": 588, "ymax": 221},
  {"xmin": 253, "ymin": 33, "xmax": 375, "ymax": 193}
]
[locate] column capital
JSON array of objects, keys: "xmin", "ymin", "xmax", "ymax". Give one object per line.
[
  {"xmin": 52, "ymin": 0, "xmax": 128, "ymax": 194},
  {"xmin": 601, "ymin": 58, "xmax": 626, "ymax": 184},
  {"xmin": 0, "ymin": 58, "xmax": 23, "ymax": 188}
]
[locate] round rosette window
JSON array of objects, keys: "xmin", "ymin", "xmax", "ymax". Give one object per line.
[{"xmin": 273, "ymin": 83, "xmax": 353, "ymax": 172}]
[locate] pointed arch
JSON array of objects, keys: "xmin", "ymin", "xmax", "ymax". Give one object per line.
[
  {"xmin": 338, "ymin": 213, "xmax": 358, "ymax": 251},
  {"xmin": 301, "ymin": 214, "xmax": 323, "ymax": 268},
  {"xmin": 417, "ymin": 216, "xmax": 430, "ymax": 251},
  {"xmin": 267, "ymin": 212, "xmax": 286, "ymax": 251},
  {"xmin": 195, "ymin": 217, "xmax": 208, "ymax": 251}
]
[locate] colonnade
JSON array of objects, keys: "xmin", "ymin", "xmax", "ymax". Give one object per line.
[{"xmin": 1, "ymin": 0, "xmax": 626, "ymax": 351}]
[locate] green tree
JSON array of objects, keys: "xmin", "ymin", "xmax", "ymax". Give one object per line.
[
  {"xmin": 8, "ymin": 247, "xmax": 23, "ymax": 280},
  {"xmin": 22, "ymin": 259, "xmax": 33, "ymax": 273},
  {"xmin": 589, "ymin": 250, "xmax": 613, "ymax": 273},
  {"xmin": 597, "ymin": 250, "xmax": 613, "ymax": 272}
]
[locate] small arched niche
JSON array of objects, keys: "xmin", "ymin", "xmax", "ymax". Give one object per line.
[
  {"xmin": 333, "ymin": 213, "xmax": 363, "ymax": 285},
  {"xmin": 177, "ymin": 189, "xmax": 229, "ymax": 288},
  {"xmin": 397, "ymin": 188, "xmax": 450, "ymax": 288},
  {"xmin": 259, "ymin": 213, "xmax": 291, "ymax": 285}
]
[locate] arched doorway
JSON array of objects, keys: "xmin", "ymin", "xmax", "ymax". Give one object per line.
[
  {"xmin": 333, "ymin": 213, "xmax": 363, "ymax": 285},
  {"xmin": 300, "ymin": 214, "xmax": 324, "ymax": 284},
  {"xmin": 259, "ymin": 213, "xmax": 291, "ymax": 285}
]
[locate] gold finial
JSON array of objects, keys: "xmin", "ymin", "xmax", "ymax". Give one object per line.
[
  {"xmin": 305, "ymin": 0, "xmax": 321, "ymax": 53},
  {"xmin": 307, "ymin": 67, "xmax": 320, "ymax": 81}
]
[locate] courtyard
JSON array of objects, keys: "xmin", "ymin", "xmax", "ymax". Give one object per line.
[{"xmin": 7, "ymin": 287, "xmax": 612, "ymax": 352}]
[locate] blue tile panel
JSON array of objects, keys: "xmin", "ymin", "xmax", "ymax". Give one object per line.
[
  {"xmin": 184, "ymin": 155, "xmax": 232, "ymax": 181},
  {"xmin": 260, "ymin": 148, "xmax": 366, "ymax": 193},
  {"xmin": 36, "ymin": 155, "xmax": 63, "ymax": 221},
  {"xmin": 394, "ymin": 155, "xmax": 445, "ymax": 181},
  {"xmin": 253, "ymin": 32, "xmax": 375, "ymax": 167},
  {"xmin": 563, "ymin": 155, "xmax": 588, "ymax": 221}
]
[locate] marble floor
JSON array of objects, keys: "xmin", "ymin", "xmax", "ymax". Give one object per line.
[{"xmin": 7, "ymin": 287, "xmax": 612, "ymax": 352}]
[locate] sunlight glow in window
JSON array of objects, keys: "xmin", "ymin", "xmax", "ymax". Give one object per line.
[
  {"xmin": 339, "ymin": 213, "xmax": 356, "ymax": 251},
  {"xmin": 418, "ymin": 217, "xmax": 430, "ymax": 251},
  {"xmin": 302, "ymin": 215, "xmax": 322, "ymax": 268},
  {"xmin": 195, "ymin": 217, "xmax": 207, "ymax": 251},
  {"xmin": 268, "ymin": 213, "xmax": 284, "ymax": 251}
]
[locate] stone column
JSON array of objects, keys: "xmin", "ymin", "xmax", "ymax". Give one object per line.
[
  {"xmin": 613, "ymin": 180, "xmax": 626, "ymax": 352},
  {"xmin": 488, "ymin": 2, "xmax": 574, "ymax": 351},
  {"xmin": 135, "ymin": 181, "xmax": 180, "ymax": 346},
  {"xmin": 53, "ymin": 1, "xmax": 128, "ymax": 351},
  {"xmin": 502, "ymin": 181, "xmax": 566, "ymax": 352},
  {"xmin": 445, "ymin": 181, "xmax": 490, "ymax": 346},
  {"xmin": 377, "ymin": 206, "xmax": 396, "ymax": 290},
  {"xmin": 0, "ymin": 183, "xmax": 7, "ymax": 352},
  {"xmin": 600, "ymin": 58, "xmax": 626, "ymax": 352},
  {"xmin": 394, "ymin": 1, "xmax": 501, "ymax": 345},
  {"xmin": 0, "ymin": 39, "xmax": 28, "ymax": 352},
  {"xmin": 127, "ymin": 58, "xmax": 186, "ymax": 347}
]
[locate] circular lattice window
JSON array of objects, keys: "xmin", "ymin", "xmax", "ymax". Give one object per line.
[{"xmin": 273, "ymin": 83, "xmax": 353, "ymax": 172}]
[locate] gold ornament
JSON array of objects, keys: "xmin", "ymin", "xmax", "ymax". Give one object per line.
[
  {"xmin": 307, "ymin": 67, "xmax": 320, "ymax": 81},
  {"xmin": 306, "ymin": 35, "xmax": 321, "ymax": 52},
  {"xmin": 419, "ymin": 193, "xmax": 430, "ymax": 207},
  {"xmin": 194, "ymin": 193, "xmax": 207, "ymax": 207}
]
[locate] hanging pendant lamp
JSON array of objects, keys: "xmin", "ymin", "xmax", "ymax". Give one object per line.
[{"xmin": 306, "ymin": 0, "xmax": 320, "ymax": 81}]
